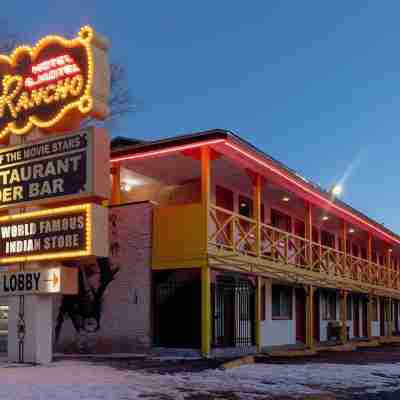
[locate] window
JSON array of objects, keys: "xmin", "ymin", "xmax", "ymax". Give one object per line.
[
  {"xmin": 312, "ymin": 226, "xmax": 319, "ymax": 243},
  {"xmin": 322, "ymin": 291, "xmax": 336, "ymax": 320},
  {"xmin": 238, "ymin": 195, "xmax": 253, "ymax": 218},
  {"xmin": 272, "ymin": 285, "xmax": 292, "ymax": 319},
  {"xmin": 321, "ymin": 230, "xmax": 335, "ymax": 248},
  {"xmin": 346, "ymin": 295, "xmax": 352, "ymax": 321},
  {"xmin": 361, "ymin": 248, "xmax": 367, "ymax": 260},
  {"xmin": 352, "ymin": 243, "xmax": 359, "ymax": 258},
  {"xmin": 294, "ymin": 220, "xmax": 305, "ymax": 238},
  {"xmin": 261, "ymin": 284, "xmax": 266, "ymax": 321},
  {"xmin": 371, "ymin": 298, "xmax": 378, "ymax": 321},
  {"xmin": 271, "ymin": 209, "xmax": 291, "ymax": 233}
]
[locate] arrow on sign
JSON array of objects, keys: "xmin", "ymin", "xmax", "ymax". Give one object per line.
[{"xmin": 43, "ymin": 272, "xmax": 60, "ymax": 289}]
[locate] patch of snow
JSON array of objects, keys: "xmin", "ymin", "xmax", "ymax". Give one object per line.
[{"xmin": 0, "ymin": 360, "xmax": 399, "ymax": 399}]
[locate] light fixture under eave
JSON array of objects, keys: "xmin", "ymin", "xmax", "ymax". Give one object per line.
[
  {"xmin": 282, "ymin": 196, "xmax": 290, "ymax": 202},
  {"xmin": 121, "ymin": 183, "xmax": 131, "ymax": 192},
  {"xmin": 349, "ymin": 228, "xmax": 355, "ymax": 233},
  {"xmin": 322, "ymin": 216, "xmax": 329, "ymax": 221}
]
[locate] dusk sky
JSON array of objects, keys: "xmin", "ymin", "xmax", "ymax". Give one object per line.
[{"xmin": 4, "ymin": 1, "xmax": 400, "ymax": 231}]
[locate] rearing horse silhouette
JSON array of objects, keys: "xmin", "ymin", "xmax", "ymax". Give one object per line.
[{"xmin": 55, "ymin": 257, "xmax": 119, "ymax": 343}]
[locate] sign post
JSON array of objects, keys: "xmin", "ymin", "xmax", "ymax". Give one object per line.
[{"xmin": 0, "ymin": 26, "xmax": 111, "ymax": 364}]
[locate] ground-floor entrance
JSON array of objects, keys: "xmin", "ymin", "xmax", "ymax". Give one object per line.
[{"xmin": 212, "ymin": 275, "xmax": 255, "ymax": 348}]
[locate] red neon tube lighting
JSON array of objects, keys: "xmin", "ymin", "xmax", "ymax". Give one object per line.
[
  {"xmin": 111, "ymin": 136, "xmax": 399, "ymax": 245},
  {"xmin": 224, "ymin": 141, "xmax": 400, "ymax": 245},
  {"xmin": 111, "ymin": 139, "xmax": 225, "ymax": 163}
]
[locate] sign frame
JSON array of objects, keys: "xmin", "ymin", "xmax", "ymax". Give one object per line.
[
  {"xmin": 0, "ymin": 127, "xmax": 110, "ymax": 209},
  {"xmin": 0, "ymin": 25, "xmax": 110, "ymax": 141},
  {"xmin": 0, "ymin": 267, "xmax": 78, "ymax": 297},
  {"xmin": 0, "ymin": 202, "xmax": 107, "ymax": 263}
]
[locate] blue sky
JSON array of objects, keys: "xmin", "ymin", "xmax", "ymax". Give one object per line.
[{"xmin": 3, "ymin": 1, "xmax": 400, "ymax": 231}]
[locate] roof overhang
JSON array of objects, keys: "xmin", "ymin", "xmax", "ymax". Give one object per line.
[{"xmin": 111, "ymin": 129, "xmax": 400, "ymax": 246}]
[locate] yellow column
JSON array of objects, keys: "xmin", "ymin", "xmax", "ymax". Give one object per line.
[
  {"xmin": 201, "ymin": 146, "xmax": 211, "ymax": 358},
  {"xmin": 367, "ymin": 295, "xmax": 373, "ymax": 339},
  {"xmin": 340, "ymin": 290, "xmax": 348, "ymax": 343},
  {"xmin": 305, "ymin": 286, "xmax": 315, "ymax": 348},
  {"xmin": 252, "ymin": 175, "xmax": 262, "ymax": 352},
  {"xmin": 201, "ymin": 267, "xmax": 211, "ymax": 358},
  {"xmin": 110, "ymin": 164, "xmax": 121, "ymax": 205},
  {"xmin": 255, "ymin": 276, "xmax": 262, "ymax": 352}
]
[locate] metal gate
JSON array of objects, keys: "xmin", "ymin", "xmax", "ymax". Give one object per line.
[{"xmin": 212, "ymin": 277, "xmax": 255, "ymax": 347}]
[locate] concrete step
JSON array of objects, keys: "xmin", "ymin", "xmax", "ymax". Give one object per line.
[
  {"xmin": 379, "ymin": 336, "xmax": 400, "ymax": 345},
  {"xmin": 221, "ymin": 355, "xmax": 255, "ymax": 369},
  {"xmin": 353, "ymin": 340, "xmax": 380, "ymax": 348},
  {"xmin": 316, "ymin": 343, "xmax": 356, "ymax": 352},
  {"xmin": 266, "ymin": 349, "xmax": 318, "ymax": 357}
]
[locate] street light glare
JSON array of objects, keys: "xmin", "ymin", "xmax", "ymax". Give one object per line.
[{"xmin": 331, "ymin": 184, "xmax": 343, "ymax": 197}]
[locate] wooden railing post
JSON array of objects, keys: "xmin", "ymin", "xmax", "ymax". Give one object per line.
[
  {"xmin": 201, "ymin": 146, "xmax": 211, "ymax": 358},
  {"xmin": 340, "ymin": 290, "xmax": 348, "ymax": 343},
  {"xmin": 305, "ymin": 202, "xmax": 313, "ymax": 269}
]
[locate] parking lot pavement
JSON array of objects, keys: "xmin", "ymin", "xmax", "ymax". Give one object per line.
[{"xmin": 0, "ymin": 345, "xmax": 397, "ymax": 399}]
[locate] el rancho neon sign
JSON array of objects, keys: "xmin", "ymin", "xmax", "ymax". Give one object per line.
[{"xmin": 0, "ymin": 26, "xmax": 110, "ymax": 141}]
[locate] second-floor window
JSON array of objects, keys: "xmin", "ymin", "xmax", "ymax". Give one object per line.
[
  {"xmin": 361, "ymin": 248, "xmax": 367, "ymax": 260},
  {"xmin": 352, "ymin": 243, "xmax": 359, "ymax": 258},
  {"xmin": 271, "ymin": 209, "xmax": 291, "ymax": 233},
  {"xmin": 321, "ymin": 230, "xmax": 335, "ymax": 248},
  {"xmin": 238, "ymin": 195, "xmax": 253, "ymax": 218}
]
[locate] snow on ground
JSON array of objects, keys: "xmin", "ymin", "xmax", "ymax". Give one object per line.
[{"xmin": 0, "ymin": 359, "xmax": 400, "ymax": 399}]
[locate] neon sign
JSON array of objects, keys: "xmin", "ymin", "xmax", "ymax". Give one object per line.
[{"xmin": 0, "ymin": 26, "xmax": 110, "ymax": 141}]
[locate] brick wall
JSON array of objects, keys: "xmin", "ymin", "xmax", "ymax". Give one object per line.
[{"xmin": 54, "ymin": 202, "xmax": 153, "ymax": 353}]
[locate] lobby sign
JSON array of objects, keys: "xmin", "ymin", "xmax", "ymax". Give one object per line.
[
  {"xmin": 0, "ymin": 127, "xmax": 110, "ymax": 208},
  {"xmin": 0, "ymin": 26, "xmax": 110, "ymax": 141},
  {"xmin": 0, "ymin": 267, "xmax": 77, "ymax": 296},
  {"xmin": 0, "ymin": 203, "xmax": 108, "ymax": 264}
]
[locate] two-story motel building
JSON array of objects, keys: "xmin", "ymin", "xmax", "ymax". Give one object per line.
[{"xmin": 52, "ymin": 129, "xmax": 400, "ymax": 357}]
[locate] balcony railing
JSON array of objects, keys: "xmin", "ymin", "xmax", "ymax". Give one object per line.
[{"xmin": 209, "ymin": 204, "xmax": 400, "ymax": 291}]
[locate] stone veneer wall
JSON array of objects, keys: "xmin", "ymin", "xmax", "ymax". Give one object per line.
[{"xmin": 54, "ymin": 202, "xmax": 153, "ymax": 353}]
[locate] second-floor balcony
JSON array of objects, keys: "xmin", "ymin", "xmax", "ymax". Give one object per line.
[
  {"xmin": 208, "ymin": 204, "xmax": 400, "ymax": 292},
  {"xmin": 151, "ymin": 200, "xmax": 400, "ymax": 295},
  {"xmin": 111, "ymin": 130, "xmax": 400, "ymax": 297}
]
